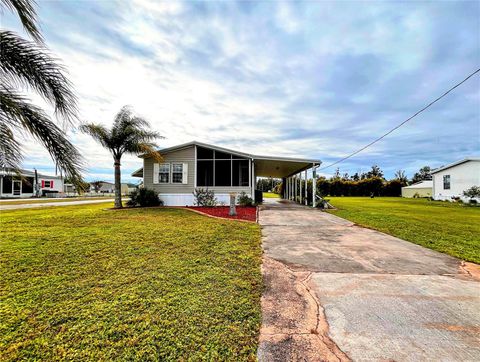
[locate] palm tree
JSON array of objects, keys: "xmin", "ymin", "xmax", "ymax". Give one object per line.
[
  {"xmin": 80, "ymin": 106, "xmax": 163, "ymax": 208},
  {"xmin": 0, "ymin": 0, "xmax": 83, "ymax": 184}
]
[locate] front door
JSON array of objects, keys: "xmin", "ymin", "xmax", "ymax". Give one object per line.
[{"xmin": 13, "ymin": 180, "xmax": 21, "ymax": 196}]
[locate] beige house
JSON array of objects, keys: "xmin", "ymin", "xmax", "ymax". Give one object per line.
[
  {"xmin": 401, "ymin": 180, "xmax": 433, "ymax": 198},
  {"xmin": 132, "ymin": 141, "xmax": 321, "ymax": 206}
]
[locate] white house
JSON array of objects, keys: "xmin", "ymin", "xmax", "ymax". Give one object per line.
[
  {"xmin": 0, "ymin": 168, "xmax": 64, "ymax": 198},
  {"xmin": 431, "ymin": 158, "xmax": 480, "ymax": 202},
  {"xmin": 401, "ymin": 180, "xmax": 433, "ymax": 198}
]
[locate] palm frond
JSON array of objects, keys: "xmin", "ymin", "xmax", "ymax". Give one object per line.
[
  {"xmin": 0, "ymin": 121, "xmax": 22, "ymax": 169},
  {"xmin": 1, "ymin": 0, "xmax": 42, "ymax": 43},
  {"xmin": 0, "ymin": 86, "xmax": 85, "ymax": 186},
  {"xmin": 0, "ymin": 31, "xmax": 78, "ymax": 122},
  {"xmin": 79, "ymin": 123, "xmax": 112, "ymax": 150},
  {"xmin": 126, "ymin": 142, "xmax": 163, "ymax": 163}
]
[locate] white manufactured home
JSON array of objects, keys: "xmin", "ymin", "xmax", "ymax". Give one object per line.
[
  {"xmin": 132, "ymin": 141, "xmax": 321, "ymax": 206},
  {"xmin": 401, "ymin": 180, "xmax": 433, "ymax": 198},
  {"xmin": 431, "ymin": 158, "xmax": 480, "ymax": 202},
  {"xmin": 0, "ymin": 168, "xmax": 64, "ymax": 198}
]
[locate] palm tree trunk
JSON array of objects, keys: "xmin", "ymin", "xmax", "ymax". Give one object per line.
[{"xmin": 114, "ymin": 158, "xmax": 122, "ymax": 208}]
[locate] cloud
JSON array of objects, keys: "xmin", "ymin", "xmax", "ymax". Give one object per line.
[{"xmin": 2, "ymin": 0, "xmax": 479, "ymax": 182}]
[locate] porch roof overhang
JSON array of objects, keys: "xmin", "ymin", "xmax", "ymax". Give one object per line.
[
  {"xmin": 131, "ymin": 167, "xmax": 143, "ymax": 178},
  {"xmin": 252, "ymin": 156, "xmax": 320, "ymax": 178}
]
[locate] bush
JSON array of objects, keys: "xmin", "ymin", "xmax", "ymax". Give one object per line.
[
  {"xmin": 127, "ymin": 188, "xmax": 162, "ymax": 207},
  {"xmin": 237, "ymin": 191, "xmax": 254, "ymax": 206},
  {"xmin": 193, "ymin": 188, "xmax": 217, "ymax": 206},
  {"xmin": 463, "ymin": 186, "xmax": 480, "ymax": 198}
]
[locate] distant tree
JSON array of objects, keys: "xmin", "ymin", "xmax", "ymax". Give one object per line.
[
  {"xmin": 333, "ymin": 167, "xmax": 341, "ymax": 179},
  {"xmin": 0, "ymin": 0, "xmax": 83, "ymax": 185},
  {"xmin": 351, "ymin": 172, "xmax": 360, "ymax": 181},
  {"xmin": 394, "ymin": 170, "xmax": 408, "ymax": 185},
  {"xmin": 342, "ymin": 172, "xmax": 349, "ymax": 180},
  {"xmin": 411, "ymin": 166, "xmax": 432, "ymax": 184},
  {"xmin": 365, "ymin": 165, "xmax": 384, "ymax": 179},
  {"xmin": 81, "ymin": 106, "xmax": 163, "ymax": 208}
]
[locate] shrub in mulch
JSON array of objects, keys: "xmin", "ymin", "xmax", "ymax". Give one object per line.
[{"xmin": 186, "ymin": 206, "xmax": 257, "ymax": 222}]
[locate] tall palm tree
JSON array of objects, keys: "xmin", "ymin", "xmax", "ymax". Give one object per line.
[
  {"xmin": 80, "ymin": 106, "xmax": 163, "ymax": 208},
  {"xmin": 0, "ymin": 0, "xmax": 83, "ymax": 184}
]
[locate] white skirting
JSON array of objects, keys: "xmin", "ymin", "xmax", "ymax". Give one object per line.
[{"xmin": 159, "ymin": 193, "xmax": 251, "ymax": 206}]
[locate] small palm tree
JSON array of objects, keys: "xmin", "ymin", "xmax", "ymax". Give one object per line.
[
  {"xmin": 80, "ymin": 106, "xmax": 163, "ymax": 208},
  {"xmin": 0, "ymin": 0, "xmax": 83, "ymax": 183}
]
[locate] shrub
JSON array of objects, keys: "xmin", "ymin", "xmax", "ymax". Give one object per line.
[
  {"xmin": 127, "ymin": 188, "xmax": 162, "ymax": 207},
  {"xmin": 237, "ymin": 191, "xmax": 254, "ymax": 206},
  {"xmin": 193, "ymin": 188, "xmax": 217, "ymax": 206},
  {"xmin": 463, "ymin": 186, "xmax": 480, "ymax": 198}
]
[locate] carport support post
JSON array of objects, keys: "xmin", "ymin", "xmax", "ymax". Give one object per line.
[
  {"xmin": 299, "ymin": 172, "xmax": 302, "ymax": 205},
  {"xmin": 312, "ymin": 164, "xmax": 317, "ymax": 208},
  {"xmin": 304, "ymin": 170, "xmax": 308, "ymax": 205}
]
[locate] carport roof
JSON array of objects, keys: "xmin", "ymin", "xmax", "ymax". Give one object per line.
[{"xmin": 134, "ymin": 141, "xmax": 321, "ymax": 178}]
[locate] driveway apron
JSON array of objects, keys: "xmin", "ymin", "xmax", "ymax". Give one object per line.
[{"xmin": 258, "ymin": 200, "xmax": 480, "ymax": 362}]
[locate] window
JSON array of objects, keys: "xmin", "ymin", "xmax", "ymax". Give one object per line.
[
  {"xmin": 443, "ymin": 175, "xmax": 450, "ymax": 190},
  {"xmin": 159, "ymin": 163, "xmax": 170, "ymax": 183},
  {"xmin": 44, "ymin": 180, "xmax": 52, "ymax": 188},
  {"xmin": 172, "ymin": 163, "xmax": 183, "ymax": 183}
]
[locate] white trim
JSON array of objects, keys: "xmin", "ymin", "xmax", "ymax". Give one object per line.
[{"xmin": 194, "ymin": 145, "xmax": 197, "ymax": 188}]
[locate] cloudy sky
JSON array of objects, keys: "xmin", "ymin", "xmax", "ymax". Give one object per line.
[{"xmin": 3, "ymin": 0, "xmax": 479, "ymax": 182}]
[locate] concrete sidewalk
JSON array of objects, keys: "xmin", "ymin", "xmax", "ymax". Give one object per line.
[
  {"xmin": 258, "ymin": 200, "xmax": 480, "ymax": 361},
  {"xmin": 0, "ymin": 199, "xmax": 115, "ymax": 210}
]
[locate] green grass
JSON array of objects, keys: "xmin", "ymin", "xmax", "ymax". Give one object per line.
[
  {"xmin": 0, "ymin": 196, "xmax": 112, "ymax": 205},
  {"xmin": 262, "ymin": 192, "xmax": 280, "ymax": 198},
  {"xmin": 0, "ymin": 204, "xmax": 262, "ymax": 361},
  {"xmin": 327, "ymin": 197, "xmax": 480, "ymax": 263}
]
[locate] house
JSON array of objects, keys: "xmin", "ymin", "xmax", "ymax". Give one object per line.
[
  {"xmin": 401, "ymin": 180, "xmax": 433, "ymax": 198},
  {"xmin": 132, "ymin": 141, "xmax": 321, "ymax": 206},
  {"xmin": 0, "ymin": 168, "xmax": 64, "ymax": 198},
  {"xmin": 431, "ymin": 157, "xmax": 480, "ymax": 201}
]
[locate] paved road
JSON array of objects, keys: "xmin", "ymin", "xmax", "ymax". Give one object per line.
[
  {"xmin": 258, "ymin": 200, "xmax": 480, "ymax": 361},
  {"xmin": 0, "ymin": 199, "xmax": 115, "ymax": 210}
]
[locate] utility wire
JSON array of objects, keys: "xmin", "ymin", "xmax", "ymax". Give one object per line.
[{"xmin": 319, "ymin": 68, "xmax": 480, "ymax": 171}]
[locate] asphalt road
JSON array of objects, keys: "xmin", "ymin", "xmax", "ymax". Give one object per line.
[
  {"xmin": 258, "ymin": 200, "xmax": 480, "ymax": 361},
  {"xmin": 0, "ymin": 199, "xmax": 115, "ymax": 210}
]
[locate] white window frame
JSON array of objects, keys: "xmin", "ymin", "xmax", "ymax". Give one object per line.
[
  {"xmin": 158, "ymin": 163, "xmax": 170, "ymax": 184},
  {"xmin": 443, "ymin": 175, "xmax": 450, "ymax": 190},
  {"xmin": 172, "ymin": 163, "xmax": 183, "ymax": 184}
]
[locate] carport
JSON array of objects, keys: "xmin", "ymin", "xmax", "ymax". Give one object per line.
[{"xmin": 252, "ymin": 155, "xmax": 321, "ymax": 207}]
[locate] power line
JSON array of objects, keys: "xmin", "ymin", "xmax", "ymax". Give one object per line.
[{"xmin": 319, "ymin": 68, "xmax": 480, "ymax": 171}]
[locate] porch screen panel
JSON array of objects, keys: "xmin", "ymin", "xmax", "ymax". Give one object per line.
[
  {"xmin": 215, "ymin": 160, "xmax": 231, "ymax": 186},
  {"xmin": 22, "ymin": 177, "xmax": 34, "ymax": 193},
  {"xmin": 2, "ymin": 176, "xmax": 12, "ymax": 193},
  {"xmin": 197, "ymin": 160, "xmax": 213, "ymax": 186},
  {"xmin": 232, "ymin": 160, "xmax": 249, "ymax": 186}
]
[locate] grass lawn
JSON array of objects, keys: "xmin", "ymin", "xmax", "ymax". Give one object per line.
[
  {"xmin": 0, "ymin": 204, "xmax": 262, "ymax": 360},
  {"xmin": 0, "ymin": 197, "xmax": 113, "ymax": 205},
  {"xmin": 327, "ymin": 197, "xmax": 480, "ymax": 264},
  {"xmin": 262, "ymin": 192, "xmax": 280, "ymax": 198}
]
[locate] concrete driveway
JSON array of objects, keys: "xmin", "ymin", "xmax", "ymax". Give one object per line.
[{"xmin": 258, "ymin": 200, "xmax": 480, "ymax": 361}]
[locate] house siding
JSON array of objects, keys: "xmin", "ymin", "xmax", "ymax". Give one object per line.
[
  {"xmin": 144, "ymin": 145, "xmax": 196, "ymax": 194},
  {"xmin": 432, "ymin": 160, "xmax": 480, "ymax": 201},
  {"xmin": 142, "ymin": 145, "xmax": 253, "ymax": 205}
]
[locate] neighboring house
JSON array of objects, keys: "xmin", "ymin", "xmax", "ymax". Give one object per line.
[
  {"xmin": 132, "ymin": 141, "xmax": 321, "ymax": 206},
  {"xmin": 90, "ymin": 181, "xmax": 136, "ymax": 195},
  {"xmin": 431, "ymin": 158, "xmax": 480, "ymax": 201},
  {"xmin": 0, "ymin": 168, "xmax": 64, "ymax": 198},
  {"xmin": 401, "ymin": 180, "xmax": 433, "ymax": 198}
]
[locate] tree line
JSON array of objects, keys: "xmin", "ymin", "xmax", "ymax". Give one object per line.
[{"xmin": 275, "ymin": 165, "xmax": 433, "ymax": 199}]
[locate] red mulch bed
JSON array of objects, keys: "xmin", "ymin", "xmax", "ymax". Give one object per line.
[{"xmin": 186, "ymin": 206, "xmax": 257, "ymax": 222}]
